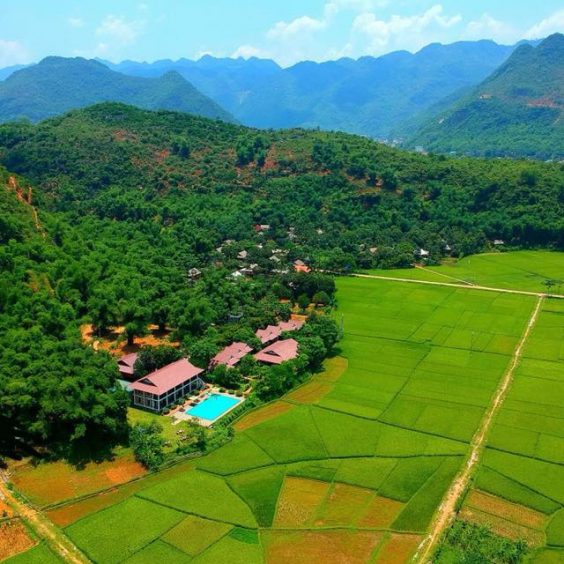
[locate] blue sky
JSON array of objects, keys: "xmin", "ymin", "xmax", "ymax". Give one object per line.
[{"xmin": 1, "ymin": 1, "xmax": 563, "ymax": 67}]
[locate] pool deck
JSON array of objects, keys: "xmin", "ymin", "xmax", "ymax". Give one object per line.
[{"xmin": 172, "ymin": 389, "xmax": 244, "ymax": 427}]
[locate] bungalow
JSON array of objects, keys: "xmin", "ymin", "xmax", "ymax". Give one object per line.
[
  {"xmin": 254, "ymin": 338, "xmax": 299, "ymax": 365},
  {"xmin": 187, "ymin": 267, "xmax": 202, "ymax": 280},
  {"xmin": 117, "ymin": 352, "xmax": 138, "ymax": 380},
  {"xmin": 278, "ymin": 318, "xmax": 305, "ymax": 332},
  {"xmin": 493, "ymin": 239, "xmax": 505, "ymax": 246},
  {"xmin": 256, "ymin": 324, "xmax": 282, "ymax": 345},
  {"xmin": 237, "ymin": 250, "xmax": 248, "ymax": 260},
  {"xmin": 210, "ymin": 342, "xmax": 252, "ymax": 369},
  {"xmin": 415, "ymin": 249, "xmax": 430, "ymax": 258},
  {"xmin": 131, "ymin": 358, "xmax": 204, "ymax": 413},
  {"xmin": 294, "ymin": 260, "xmax": 311, "ymax": 273}
]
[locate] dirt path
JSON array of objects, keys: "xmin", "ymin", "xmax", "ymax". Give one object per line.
[
  {"xmin": 350, "ymin": 272, "xmax": 564, "ymax": 299},
  {"xmin": 413, "ymin": 296, "xmax": 544, "ymax": 563},
  {"xmin": 0, "ymin": 475, "xmax": 89, "ymax": 563}
]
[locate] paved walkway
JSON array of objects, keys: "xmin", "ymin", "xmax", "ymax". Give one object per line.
[{"xmin": 413, "ymin": 296, "xmax": 545, "ymax": 563}]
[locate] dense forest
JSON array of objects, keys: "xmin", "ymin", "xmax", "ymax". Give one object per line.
[
  {"xmin": 0, "ymin": 103, "xmax": 562, "ymax": 459},
  {"xmin": 410, "ymin": 33, "xmax": 564, "ymax": 159}
]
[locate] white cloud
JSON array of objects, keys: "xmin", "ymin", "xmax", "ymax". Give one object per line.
[
  {"xmin": 525, "ymin": 9, "xmax": 564, "ymax": 39},
  {"xmin": 68, "ymin": 17, "xmax": 84, "ymax": 28},
  {"xmin": 231, "ymin": 44, "xmax": 270, "ymax": 59},
  {"xmin": 353, "ymin": 4, "xmax": 462, "ymax": 52},
  {"xmin": 267, "ymin": 15, "xmax": 327, "ymax": 40},
  {"xmin": 0, "ymin": 39, "xmax": 30, "ymax": 67},
  {"xmin": 96, "ymin": 15, "xmax": 144, "ymax": 45},
  {"xmin": 464, "ymin": 13, "xmax": 518, "ymax": 43}
]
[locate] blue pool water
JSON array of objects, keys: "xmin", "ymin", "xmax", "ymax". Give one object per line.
[{"xmin": 186, "ymin": 393, "xmax": 242, "ymax": 421}]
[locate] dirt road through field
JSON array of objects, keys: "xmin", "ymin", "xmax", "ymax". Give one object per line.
[
  {"xmin": 413, "ymin": 295, "xmax": 544, "ymax": 563},
  {"xmin": 0, "ymin": 474, "xmax": 89, "ymax": 563}
]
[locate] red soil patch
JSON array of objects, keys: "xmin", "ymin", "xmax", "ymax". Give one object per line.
[
  {"xmin": 81, "ymin": 324, "xmax": 179, "ymax": 356},
  {"xmin": 0, "ymin": 500, "xmax": 14, "ymax": 519},
  {"xmin": 0, "ymin": 519, "xmax": 36, "ymax": 561},
  {"xmin": 264, "ymin": 529, "xmax": 383, "ymax": 564},
  {"xmin": 374, "ymin": 533, "xmax": 422, "ymax": 564},
  {"xmin": 155, "ymin": 148, "xmax": 170, "ymax": 163},
  {"xmin": 234, "ymin": 401, "xmax": 294, "ymax": 432},
  {"xmin": 358, "ymin": 496, "xmax": 405, "ymax": 529},
  {"xmin": 12, "ymin": 454, "xmax": 146, "ymax": 507}
]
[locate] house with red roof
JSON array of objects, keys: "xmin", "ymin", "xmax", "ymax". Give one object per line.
[
  {"xmin": 255, "ymin": 324, "xmax": 282, "ymax": 345},
  {"xmin": 294, "ymin": 260, "xmax": 311, "ymax": 273},
  {"xmin": 254, "ymin": 338, "xmax": 299, "ymax": 365},
  {"xmin": 210, "ymin": 342, "xmax": 252, "ymax": 369},
  {"xmin": 117, "ymin": 352, "xmax": 138, "ymax": 380},
  {"xmin": 131, "ymin": 358, "xmax": 204, "ymax": 412},
  {"xmin": 278, "ymin": 318, "xmax": 305, "ymax": 332}
]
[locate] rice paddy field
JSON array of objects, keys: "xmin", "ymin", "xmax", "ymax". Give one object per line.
[
  {"xmin": 9, "ymin": 251, "xmax": 564, "ymax": 563},
  {"xmin": 368, "ymin": 251, "xmax": 564, "ymax": 293}
]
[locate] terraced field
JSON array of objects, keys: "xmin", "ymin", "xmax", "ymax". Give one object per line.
[{"xmin": 11, "ymin": 271, "xmax": 552, "ymax": 563}]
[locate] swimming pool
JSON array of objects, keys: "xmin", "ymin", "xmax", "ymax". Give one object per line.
[{"xmin": 186, "ymin": 393, "xmax": 242, "ymax": 422}]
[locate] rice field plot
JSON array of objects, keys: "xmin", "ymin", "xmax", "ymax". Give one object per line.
[
  {"xmin": 4, "ymin": 542, "xmax": 60, "ymax": 563},
  {"xmin": 369, "ymin": 251, "xmax": 564, "ymax": 293},
  {"xmin": 463, "ymin": 298, "xmax": 564, "ymax": 560},
  {"xmin": 27, "ymin": 271, "xmax": 548, "ymax": 562},
  {"xmin": 0, "ymin": 519, "xmax": 37, "ymax": 561}
]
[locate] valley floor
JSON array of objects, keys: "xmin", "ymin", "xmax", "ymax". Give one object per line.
[{"xmin": 5, "ymin": 251, "xmax": 564, "ymax": 563}]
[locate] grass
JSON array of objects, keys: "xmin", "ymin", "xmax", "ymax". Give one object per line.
[
  {"xmin": 65, "ymin": 497, "xmax": 185, "ymax": 563},
  {"xmin": 14, "ymin": 253, "xmax": 562, "ymax": 562},
  {"xmin": 368, "ymin": 251, "xmax": 564, "ymax": 293}
]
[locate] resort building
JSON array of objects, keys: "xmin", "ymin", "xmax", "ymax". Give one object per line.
[
  {"xmin": 254, "ymin": 338, "xmax": 299, "ymax": 365},
  {"xmin": 210, "ymin": 342, "xmax": 252, "ymax": 369},
  {"xmin": 117, "ymin": 352, "xmax": 138, "ymax": 380},
  {"xmin": 294, "ymin": 259, "xmax": 311, "ymax": 273},
  {"xmin": 278, "ymin": 318, "xmax": 305, "ymax": 332},
  {"xmin": 131, "ymin": 358, "xmax": 205, "ymax": 412},
  {"xmin": 256, "ymin": 324, "xmax": 282, "ymax": 345}
]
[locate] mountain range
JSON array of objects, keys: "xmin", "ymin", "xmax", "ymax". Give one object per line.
[
  {"xmin": 408, "ymin": 33, "xmax": 564, "ymax": 159},
  {"xmin": 0, "ymin": 35, "xmax": 561, "ymax": 159},
  {"xmin": 0, "ymin": 57, "xmax": 234, "ymax": 124}
]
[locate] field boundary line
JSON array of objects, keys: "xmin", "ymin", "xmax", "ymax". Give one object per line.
[
  {"xmin": 413, "ymin": 296, "xmax": 545, "ymax": 563},
  {"xmin": 0, "ymin": 478, "xmax": 90, "ymax": 563},
  {"xmin": 414, "ymin": 265, "xmax": 474, "ymax": 286},
  {"xmin": 346, "ymin": 272, "xmax": 564, "ymax": 299}
]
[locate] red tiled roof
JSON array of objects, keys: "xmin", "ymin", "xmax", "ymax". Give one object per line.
[
  {"xmin": 211, "ymin": 342, "xmax": 252, "ymax": 368},
  {"xmin": 117, "ymin": 353, "xmax": 138, "ymax": 376},
  {"xmin": 131, "ymin": 358, "xmax": 203, "ymax": 396},
  {"xmin": 254, "ymin": 339, "xmax": 299, "ymax": 365},
  {"xmin": 256, "ymin": 324, "xmax": 282, "ymax": 344},
  {"xmin": 294, "ymin": 264, "xmax": 311, "ymax": 273},
  {"xmin": 278, "ymin": 319, "xmax": 305, "ymax": 332}
]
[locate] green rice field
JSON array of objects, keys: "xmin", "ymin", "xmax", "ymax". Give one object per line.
[
  {"xmin": 369, "ymin": 251, "xmax": 564, "ymax": 293},
  {"xmin": 12, "ymin": 252, "xmax": 564, "ymax": 563}
]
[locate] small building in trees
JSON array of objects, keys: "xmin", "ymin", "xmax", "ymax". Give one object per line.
[
  {"xmin": 278, "ymin": 318, "xmax": 305, "ymax": 332},
  {"xmin": 210, "ymin": 342, "xmax": 252, "ymax": 369},
  {"xmin": 294, "ymin": 260, "xmax": 311, "ymax": 273},
  {"xmin": 117, "ymin": 352, "xmax": 138, "ymax": 380},
  {"xmin": 187, "ymin": 268, "xmax": 202, "ymax": 280},
  {"xmin": 256, "ymin": 324, "xmax": 282, "ymax": 345},
  {"xmin": 131, "ymin": 359, "xmax": 204, "ymax": 413},
  {"xmin": 254, "ymin": 339, "xmax": 299, "ymax": 365}
]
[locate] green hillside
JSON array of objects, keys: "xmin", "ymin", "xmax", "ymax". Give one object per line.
[
  {"xmin": 409, "ymin": 34, "xmax": 564, "ymax": 159},
  {"xmin": 0, "ymin": 57, "xmax": 234, "ymax": 124}
]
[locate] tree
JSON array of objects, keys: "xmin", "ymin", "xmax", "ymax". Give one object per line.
[
  {"xmin": 297, "ymin": 336, "xmax": 327, "ymax": 369},
  {"xmin": 312, "ymin": 291, "xmax": 331, "ymax": 305},
  {"xmin": 134, "ymin": 346, "xmax": 183, "ymax": 378},
  {"xmin": 187, "ymin": 337, "xmax": 219, "ymax": 369},
  {"xmin": 297, "ymin": 293, "xmax": 310, "ymax": 310},
  {"xmin": 129, "ymin": 421, "xmax": 165, "ymax": 470},
  {"xmin": 209, "ymin": 364, "xmax": 243, "ymax": 389}
]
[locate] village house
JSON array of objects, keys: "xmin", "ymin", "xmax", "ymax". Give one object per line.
[
  {"xmin": 131, "ymin": 358, "xmax": 204, "ymax": 412},
  {"xmin": 278, "ymin": 318, "xmax": 305, "ymax": 332},
  {"xmin": 254, "ymin": 339, "xmax": 299, "ymax": 365},
  {"xmin": 117, "ymin": 352, "xmax": 138, "ymax": 380},
  {"xmin": 210, "ymin": 342, "xmax": 252, "ymax": 369},
  {"xmin": 256, "ymin": 324, "xmax": 282, "ymax": 345},
  {"xmin": 294, "ymin": 259, "xmax": 311, "ymax": 273},
  {"xmin": 237, "ymin": 250, "xmax": 248, "ymax": 260},
  {"xmin": 187, "ymin": 267, "xmax": 202, "ymax": 280}
]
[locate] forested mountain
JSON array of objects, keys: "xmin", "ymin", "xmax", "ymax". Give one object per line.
[
  {"xmin": 104, "ymin": 40, "xmax": 519, "ymax": 138},
  {"xmin": 0, "ymin": 57, "xmax": 235, "ymax": 124},
  {"xmin": 0, "ymin": 103, "xmax": 562, "ymax": 456},
  {"xmin": 409, "ymin": 33, "xmax": 564, "ymax": 159}
]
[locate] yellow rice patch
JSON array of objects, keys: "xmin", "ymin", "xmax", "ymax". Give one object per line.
[{"xmin": 274, "ymin": 477, "xmax": 331, "ymax": 527}]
